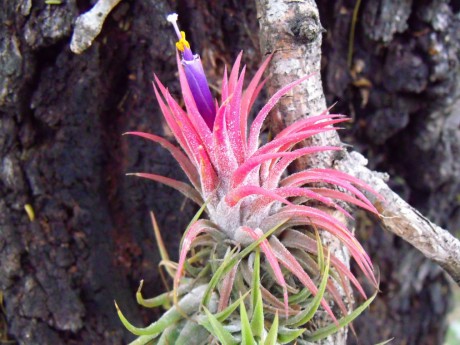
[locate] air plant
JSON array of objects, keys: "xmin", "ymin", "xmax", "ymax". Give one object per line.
[{"xmin": 117, "ymin": 13, "xmax": 380, "ymax": 344}]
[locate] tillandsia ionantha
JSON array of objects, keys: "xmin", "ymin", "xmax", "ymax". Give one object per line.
[{"xmin": 116, "ymin": 13, "xmax": 382, "ymax": 345}]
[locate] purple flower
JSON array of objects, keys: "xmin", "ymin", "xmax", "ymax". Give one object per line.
[{"xmin": 167, "ymin": 14, "xmax": 216, "ymax": 129}]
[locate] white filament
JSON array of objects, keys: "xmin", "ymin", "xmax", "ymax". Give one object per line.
[{"xmin": 166, "ymin": 13, "xmax": 182, "ymax": 40}]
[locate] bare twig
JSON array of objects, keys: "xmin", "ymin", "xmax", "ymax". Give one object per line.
[
  {"xmin": 336, "ymin": 151, "xmax": 460, "ymax": 285},
  {"xmin": 70, "ymin": 0, "xmax": 122, "ymax": 54}
]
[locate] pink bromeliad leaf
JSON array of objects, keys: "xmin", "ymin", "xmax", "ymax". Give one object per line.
[
  {"xmin": 124, "ymin": 131, "xmax": 200, "ymax": 190},
  {"xmin": 281, "ymin": 170, "xmax": 375, "ymax": 206},
  {"xmin": 226, "ymin": 185, "xmax": 352, "ymax": 218},
  {"xmin": 308, "ymin": 188, "xmax": 378, "ymax": 215},
  {"xmin": 154, "ymin": 76, "xmax": 219, "ymax": 195},
  {"xmin": 212, "ymin": 98, "xmax": 238, "ymax": 177},
  {"xmin": 275, "ymin": 109, "xmax": 343, "ymax": 138},
  {"xmin": 282, "ymin": 229, "xmax": 367, "ymax": 298},
  {"xmin": 153, "ymin": 76, "xmax": 204, "ymax": 165},
  {"xmin": 262, "ymin": 206, "xmax": 376, "ymax": 285},
  {"xmin": 268, "ymin": 236, "xmax": 338, "ymax": 324},
  {"xmin": 127, "ymin": 173, "xmax": 203, "ymax": 206},
  {"xmin": 242, "ymin": 226, "xmax": 289, "ymax": 318},
  {"xmin": 308, "ymin": 168, "xmax": 385, "ymax": 201},
  {"xmin": 174, "ymin": 219, "xmax": 217, "ymax": 291},
  {"xmin": 240, "ymin": 55, "xmax": 272, "ymax": 140},
  {"xmin": 151, "ymin": 81, "xmax": 193, "ymax": 160},
  {"xmin": 226, "ymin": 185, "xmax": 292, "ymax": 207},
  {"xmin": 231, "ymin": 146, "xmax": 342, "ymax": 188},
  {"xmin": 253, "ymin": 126, "xmax": 342, "ymax": 157},
  {"xmin": 228, "ymin": 51, "xmax": 243, "ymax": 94},
  {"xmin": 221, "ymin": 65, "xmax": 229, "ymax": 103},
  {"xmin": 247, "ymin": 73, "xmax": 314, "ymax": 155},
  {"xmin": 226, "ymin": 67, "xmax": 246, "ymax": 164}
]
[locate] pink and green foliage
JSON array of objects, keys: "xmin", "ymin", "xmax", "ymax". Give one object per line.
[{"xmin": 122, "ymin": 14, "xmax": 381, "ymax": 342}]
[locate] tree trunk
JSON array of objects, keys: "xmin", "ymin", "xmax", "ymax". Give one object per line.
[
  {"xmin": 0, "ymin": 0, "xmax": 458, "ymax": 344},
  {"xmin": 0, "ymin": 0, "xmax": 259, "ymax": 344},
  {"xmin": 318, "ymin": 0, "xmax": 459, "ymax": 344}
]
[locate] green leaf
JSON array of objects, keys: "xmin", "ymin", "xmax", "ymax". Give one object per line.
[
  {"xmin": 188, "ymin": 247, "xmax": 212, "ymax": 265},
  {"xmin": 157, "ymin": 323, "xmax": 181, "ymax": 345},
  {"xmin": 119, "ymin": 285, "xmax": 207, "ymax": 337},
  {"xmin": 264, "ymin": 312, "xmax": 279, "ymax": 345},
  {"xmin": 136, "ymin": 280, "xmax": 193, "ymax": 309},
  {"xmin": 150, "ymin": 212, "xmax": 174, "ymax": 278},
  {"xmin": 201, "ymin": 307, "xmax": 238, "ymax": 345},
  {"xmin": 200, "ymin": 291, "xmax": 251, "ymax": 331},
  {"xmin": 202, "ymin": 246, "xmax": 239, "ymax": 307},
  {"xmin": 202, "ymin": 219, "xmax": 289, "ymax": 306},
  {"xmin": 128, "ymin": 334, "xmax": 157, "ymax": 345},
  {"xmin": 287, "ymin": 252, "xmax": 331, "ymax": 327},
  {"xmin": 251, "ymin": 249, "xmax": 261, "ymax": 311},
  {"xmin": 116, "ymin": 300, "xmax": 182, "ymax": 336},
  {"xmin": 277, "ymin": 327, "xmax": 306, "ymax": 344},
  {"xmin": 184, "ymin": 259, "xmax": 200, "ymax": 276},
  {"xmin": 214, "ymin": 291, "xmax": 251, "ymax": 322},
  {"xmin": 175, "ymin": 321, "xmax": 209, "ymax": 345},
  {"xmin": 287, "ymin": 288, "xmax": 311, "ymax": 305},
  {"xmin": 314, "ymin": 225, "xmax": 325, "ymax": 273},
  {"xmin": 304, "ymin": 289, "xmax": 379, "ymax": 342},
  {"xmin": 250, "ymin": 249, "xmax": 264, "ymax": 339},
  {"xmin": 209, "ymin": 245, "xmax": 219, "ymax": 275},
  {"xmin": 136, "ymin": 280, "xmax": 171, "ymax": 308},
  {"xmin": 240, "ymin": 297, "xmax": 254, "ymax": 345}
]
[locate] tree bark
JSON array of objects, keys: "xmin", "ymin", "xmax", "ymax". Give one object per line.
[
  {"xmin": 256, "ymin": 1, "xmax": 350, "ymax": 344},
  {"xmin": 318, "ymin": 0, "xmax": 460, "ymax": 344},
  {"xmin": 1, "ymin": 0, "xmax": 458, "ymax": 345},
  {"xmin": 0, "ymin": 0, "xmax": 260, "ymax": 344}
]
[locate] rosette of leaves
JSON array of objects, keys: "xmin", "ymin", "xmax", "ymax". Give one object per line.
[
  {"xmin": 116, "ymin": 14, "xmax": 380, "ymax": 344},
  {"xmin": 116, "ymin": 217, "xmax": 377, "ymax": 344}
]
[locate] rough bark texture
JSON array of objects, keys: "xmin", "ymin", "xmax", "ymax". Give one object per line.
[
  {"xmin": 0, "ymin": 0, "xmax": 260, "ymax": 344},
  {"xmin": 256, "ymin": 0, "xmax": 341, "ymax": 168},
  {"xmin": 1, "ymin": 0, "xmax": 459, "ymax": 345},
  {"xmin": 337, "ymin": 151, "xmax": 460, "ymax": 286},
  {"xmin": 318, "ymin": 0, "xmax": 460, "ymax": 344},
  {"xmin": 256, "ymin": 1, "xmax": 349, "ymax": 344}
]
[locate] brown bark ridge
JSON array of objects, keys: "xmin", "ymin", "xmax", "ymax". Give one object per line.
[{"xmin": 318, "ymin": 0, "xmax": 460, "ymax": 344}]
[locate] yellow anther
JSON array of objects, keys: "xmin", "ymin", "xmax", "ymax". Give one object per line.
[{"xmin": 175, "ymin": 31, "xmax": 190, "ymax": 52}]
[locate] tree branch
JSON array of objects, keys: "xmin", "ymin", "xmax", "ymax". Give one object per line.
[
  {"xmin": 256, "ymin": 1, "xmax": 460, "ymax": 344},
  {"xmin": 336, "ymin": 151, "xmax": 460, "ymax": 286},
  {"xmin": 70, "ymin": 0, "xmax": 122, "ymax": 54},
  {"xmin": 256, "ymin": 1, "xmax": 349, "ymax": 344},
  {"xmin": 256, "ymin": 0, "xmax": 340, "ymax": 169}
]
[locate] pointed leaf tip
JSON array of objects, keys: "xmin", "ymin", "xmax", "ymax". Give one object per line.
[{"xmin": 137, "ymin": 280, "xmax": 144, "ymax": 293}]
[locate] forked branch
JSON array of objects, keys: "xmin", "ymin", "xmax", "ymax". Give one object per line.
[
  {"xmin": 256, "ymin": 0, "xmax": 460, "ymax": 287},
  {"xmin": 70, "ymin": 0, "xmax": 122, "ymax": 54},
  {"xmin": 337, "ymin": 152, "xmax": 460, "ymax": 285}
]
